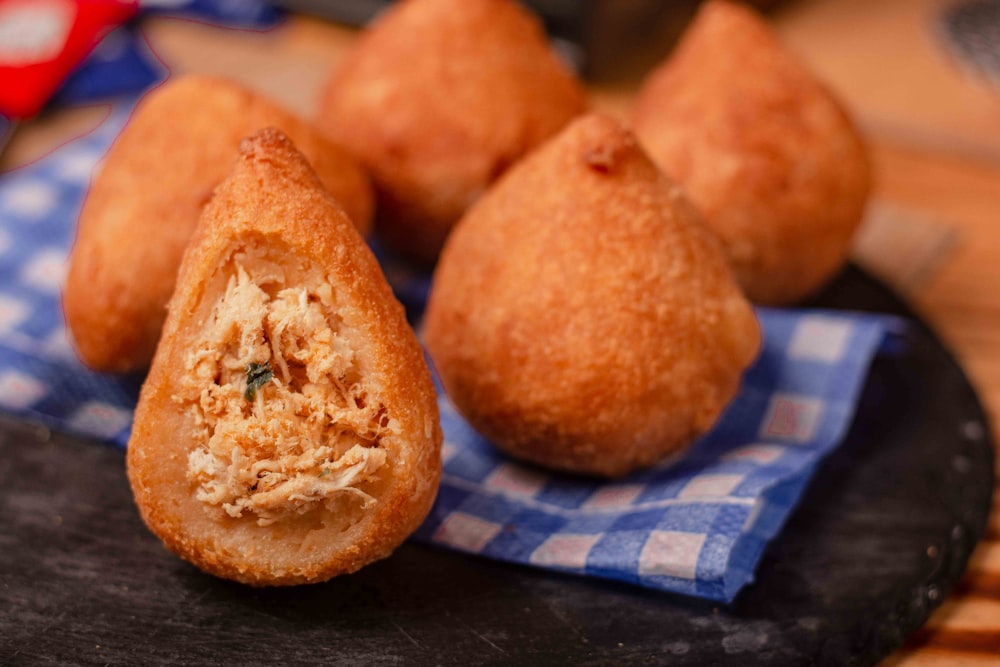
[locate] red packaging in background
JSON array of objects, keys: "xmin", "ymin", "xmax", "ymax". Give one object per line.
[{"xmin": 0, "ymin": 0, "xmax": 138, "ymax": 119}]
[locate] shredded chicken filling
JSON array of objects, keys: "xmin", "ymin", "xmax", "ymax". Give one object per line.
[{"xmin": 180, "ymin": 263, "xmax": 394, "ymax": 526}]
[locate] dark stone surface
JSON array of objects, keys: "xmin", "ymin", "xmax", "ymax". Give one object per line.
[{"xmin": 0, "ymin": 266, "xmax": 993, "ymax": 666}]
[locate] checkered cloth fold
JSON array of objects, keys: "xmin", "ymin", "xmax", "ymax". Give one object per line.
[
  {"xmin": 0, "ymin": 102, "xmax": 896, "ymax": 603},
  {"xmin": 415, "ymin": 309, "xmax": 890, "ymax": 601}
]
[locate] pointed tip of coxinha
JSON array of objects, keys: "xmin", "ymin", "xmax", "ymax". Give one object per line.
[
  {"xmin": 199, "ymin": 126, "xmax": 359, "ymax": 250},
  {"xmin": 239, "ymin": 125, "xmax": 314, "ymax": 174},
  {"xmin": 128, "ymin": 127, "xmax": 441, "ymax": 587},
  {"xmin": 159, "ymin": 127, "xmax": 371, "ymax": 351}
]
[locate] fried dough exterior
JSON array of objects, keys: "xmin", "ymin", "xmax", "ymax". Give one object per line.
[
  {"xmin": 424, "ymin": 114, "xmax": 760, "ymax": 478},
  {"xmin": 127, "ymin": 129, "xmax": 440, "ymax": 585},
  {"xmin": 632, "ymin": 0, "xmax": 871, "ymax": 305},
  {"xmin": 318, "ymin": 0, "xmax": 586, "ymax": 264},
  {"xmin": 65, "ymin": 75, "xmax": 374, "ymax": 372}
]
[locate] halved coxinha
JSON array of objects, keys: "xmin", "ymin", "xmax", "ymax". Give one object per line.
[{"xmin": 127, "ymin": 128, "xmax": 441, "ymax": 585}]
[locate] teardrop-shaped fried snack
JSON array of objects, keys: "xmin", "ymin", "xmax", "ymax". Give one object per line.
[
  {"xmin": 317, "ymin": 0, "xmax": 586, "ymax": 265},
  {"xmin": 424, "ymin": 114, "xmax": 760, "ymax": 478},
  {"xmin": 127, "ymin": 129, "xmax": 440, "ymax": 585},
  {"xmin": 632, "ymin": 0, "xmax": 871, "ymax": 305},
  {"xmin": 65, "ymin": 75, "xmax": 374, "ymax": 373}
]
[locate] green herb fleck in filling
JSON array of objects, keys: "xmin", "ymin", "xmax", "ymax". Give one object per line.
[{"xmin": 244, "ymin": 361, "xmax": 273, "ymax": 402}]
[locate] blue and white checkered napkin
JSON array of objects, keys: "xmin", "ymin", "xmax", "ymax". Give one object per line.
[
  {"xmin": 414, "ymin": 310, "xmax": 889, "ymax": 602},
  {"xmin": 0, "ymin": 107, "xmax": 896, "ymax": 603},
  {"xmin": 0, "ymin": 107, "xmax": 139, "ymax": 445}
]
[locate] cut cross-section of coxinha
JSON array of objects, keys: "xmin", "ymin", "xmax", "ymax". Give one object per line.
[{"xmin": 127, "ymin": 128, "xmax": 441, "ymax": 586}]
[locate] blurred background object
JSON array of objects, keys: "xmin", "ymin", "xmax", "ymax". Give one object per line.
[
  {"xmin": 938, "ymin": 0, "xmax": 1000, "ymax": 91},
  {"xmin": 0, "ymin": 0, "xmax": 280, "ymax": 162},
  {"xmin": 273, "ymin": 0, "xmax": 784, "ymax": 81},
  {"xmin": 0, "ymin": 0, "xmax": 138, "ymax": 120},
  {"xmin": 0, "ymin": 0, "xmax": 138, "ymax": 159}
]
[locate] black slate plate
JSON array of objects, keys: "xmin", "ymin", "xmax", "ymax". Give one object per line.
[{"xmin": 0, "ymin": 266, "xmax": 993, "ymax": 666}]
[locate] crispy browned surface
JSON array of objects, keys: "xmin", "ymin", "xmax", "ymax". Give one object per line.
[
  {"xmin": 64, "ymin": 75, "xmax": 374, "ymax": 373},
  {"xmin": 126, "ymin": 129, "xmax": 440, "ymax": 586},
  {"xmin": 424, "ymin": 113, "xmax": 760, "ymax": 478},
  {"xmin": 632, "ymin": 0, "xmax": 871, "ymax": 305},
  {"xmin": 317, "ymin": 0, "xmax": 586, "ymax": 265}
]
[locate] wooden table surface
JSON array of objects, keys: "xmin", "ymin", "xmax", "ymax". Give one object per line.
[{"xmin": 3, "ymin": 1, "xmax": 998, "ymax": 664}]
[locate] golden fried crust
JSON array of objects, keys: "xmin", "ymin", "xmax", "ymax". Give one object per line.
[
  {"xmin": 317, "ymin": 0, "xmax": 586, "ymax": 265},
  {"xmin": 126, "ymin": 129, "xmax": 441, "ymax": 585},
  {"xmin": 632, "ymin": 0, "xmax": 871, "ymax": 305},
  {"xmin": 424, "ymin": 113, "xmax": 760, "ymax": 478},
  {"xmin": 64, "ymin": 75, "xmax": 374, "ymax": 372}
]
